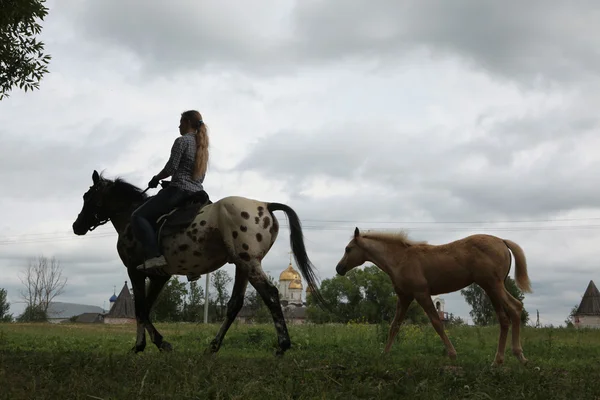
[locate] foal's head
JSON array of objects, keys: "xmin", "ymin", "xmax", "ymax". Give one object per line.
[
  {"xmin": 335, "ymin": 227, "xmax": 368, "ymax": 276},
  {"xmin": 335, "ymin": 227, "xmax": 425, "ymax": 276},
  {"xmin": 72, "ymin": 170, "xmax": 147, "ymax": 235}
]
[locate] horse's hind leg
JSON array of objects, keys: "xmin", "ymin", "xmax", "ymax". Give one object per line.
[
  {"xmin": 501, "ymin": 288, "xmax": 528, "ymax": 365},
  {"xmin": 484, "ymin": 284, "xmax": 511, "ymax": 365},
  {"xmin": 207, "ymin": 265, "xmax": 250, "ymax": 353},
  {"xmin": 383, "ymin": 294, "xmax": 413, "ymax": 354},
  {"xmin": 414, "ymin": 292, "xmax": 457, "ymax": 360},
  {"xmin": 247, "ymin": 260, "xmax": 291, "ymax": 356}
]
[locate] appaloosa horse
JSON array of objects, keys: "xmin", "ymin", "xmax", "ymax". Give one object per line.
[
  {"xmin": 335, "ymin": 227, "xmax": 532, "ymax": 366},
  {"xmin": 72, "ymin": 170, "xmax": 326, "ymax": 355}
]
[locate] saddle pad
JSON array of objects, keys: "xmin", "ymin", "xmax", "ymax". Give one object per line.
[{"xmin": 157, "ymin": 199, "xmax": 211, "ymax": 243}]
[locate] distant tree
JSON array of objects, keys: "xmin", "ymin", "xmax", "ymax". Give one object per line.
[
  {"xmin": 17, "ymin": 303, "xmax": 46, "ymax": 322},
  {"xmin": 446, "ymin": 313, "xmax": 466, "ymax": 327},
  {"xmin": 564, "ymin": 304, "xmax": 579, "ymax": 328},
  {"xmin": 0, "ymin": 288, "xmax": 13, "ymax": 322},
  {"xmin": 460, "ymin": 277, "xmax": 529, "ymax": 326},
  {"xmin": 182, "ymin": 281, "xmax": 204, "ymax": 322},
  {"xmin": 306, "ymin": 265, "xmax": 429, "ymax": 324},
  {"xmin": 19, "ymin": 255, "xmax": 67, "ymax": 315},
  {"xmin": 1, "ymin": 0, "xmax": 52, "ymax": 100},
  {"xmin": 152, "ymin": 277, "xmax": 188, "ymax": 322},
  {"xmin": 211, "ymin": 270, "xmax": 232, "ymax": 321}
]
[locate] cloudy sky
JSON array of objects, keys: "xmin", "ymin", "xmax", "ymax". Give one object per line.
[{"xmin": 2, "ymin": 0, "xmax": 599, "ymax": 327}]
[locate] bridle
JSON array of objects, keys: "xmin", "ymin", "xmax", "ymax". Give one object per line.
[
  {"xmin": 83, "ymin": 203, "xmax": 111, "ymax": 232},
  {"xmin": 84, "ymin": 185, "xmax": 152, "ymax": 232},
  {"xmin": 88, "ymin": 216, "xmax": 110, "ymax": 232}
]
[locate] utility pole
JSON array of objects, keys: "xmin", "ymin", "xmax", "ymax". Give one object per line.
[{"xmin": 203, "ymin": 272, "xmax": 210, "ymax": 323}]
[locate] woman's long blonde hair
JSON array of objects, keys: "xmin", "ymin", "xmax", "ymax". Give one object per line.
[{"xmin": 181, "ymin": 110, "xmax": 209, "ymax": 180}]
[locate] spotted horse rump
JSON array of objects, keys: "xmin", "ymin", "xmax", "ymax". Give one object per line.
[
  {"xmin": 157, "ymin": 196, "xmax": 282, "ymax": 282},
  {"xmin": 72, "ymin": 170, "xmax": 329, "ymax": 357}
]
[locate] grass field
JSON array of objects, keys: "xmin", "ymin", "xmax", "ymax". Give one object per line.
[{"xmin": 1, "ymin": 322, "xmax": 599, "ymax": 399}]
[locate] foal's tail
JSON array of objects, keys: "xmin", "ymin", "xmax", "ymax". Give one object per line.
[
  {"xmin": 267, "ymin": 202, "xmax": 329, "ymax": 310},
  {"xmin": 503, "ymin": 239, "xmax": 532, "ymax": 293}
]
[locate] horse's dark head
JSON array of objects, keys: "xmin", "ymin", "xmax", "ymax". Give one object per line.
[
  {"xmin": 73, "ymin": 170, "xmax": 148, "ymax": 235},
  {"xmin": 72, "ymin": 170, "xmax": 112, "ymax": 235}
]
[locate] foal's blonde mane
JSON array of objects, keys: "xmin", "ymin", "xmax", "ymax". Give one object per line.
[{"xmin": 359, "ymin": 230, "xmax": 428, "ymax": 247}]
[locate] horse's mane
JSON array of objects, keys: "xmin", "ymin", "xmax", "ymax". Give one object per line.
[
  {"xmin": 99, "ymin": 171, "xmax": 148, "ymax": 204},
  {"xmin": 359, "ymin": 230, "xmax": 428, "ymax": 247}
]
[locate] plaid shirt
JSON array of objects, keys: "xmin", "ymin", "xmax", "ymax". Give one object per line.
[{"xmin": 162, "ymin": 132, "xmax": 205, "ymax": 192}]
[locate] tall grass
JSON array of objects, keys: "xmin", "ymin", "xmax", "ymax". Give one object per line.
[{"xmin": 1, "ymin": 322, "xmax": 599, "ymax": 399}]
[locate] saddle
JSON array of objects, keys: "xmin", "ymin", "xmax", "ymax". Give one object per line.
[{"xmin": 152, "ymin": 181, "xmax": 212, "ymax": 247}]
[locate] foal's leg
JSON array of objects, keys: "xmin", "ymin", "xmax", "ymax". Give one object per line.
[
  {"xmin": 414, "ymin": 293, "xmax": 457, "ymax": 360},
  {"xmin": 501, "ymin": 288, "xmax": 528, "ymax": 364},
  {"xmin": 207, "ymin": 265, "xmax": 250, "ymax": 353},
  {"xmin": 383, "ymin": 294, "xmax": 413, "ymax": 354},
  {"xmin": 247, "ymin": 262, "xmax": 291, "ymax": 356},
  {"xmin": 484, "ymin": 284, "xmax": 511, "ymax": 365}
]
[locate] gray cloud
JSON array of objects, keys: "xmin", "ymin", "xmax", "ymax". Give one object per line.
[
  {"xmin": 59, "ymin": 0, "xmax": 600, "ymax": 86},
  {"xmin": 292, "ymin": 0, "xmax": 600, "ymax": 86},
  {"xmin": 0, "ymin": 127, "xmax": 138, "ymax": 200},
  {"xmin": 236, "ymin": 87, "xmax": 600, "ymax": 221}
]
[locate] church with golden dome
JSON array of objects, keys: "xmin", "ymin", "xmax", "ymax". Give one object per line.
[
  {"xmin": 278, "ymin": 263, "xmax": 304, "ymax": 305},
  {"xmin": 234, "ymin": 252, "xmax": 314, "ymax": 324},
  {"xmin": 277, "ymin": 252, "xmax": 314, "ymax": 308}
]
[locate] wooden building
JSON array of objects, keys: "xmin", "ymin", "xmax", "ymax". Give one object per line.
[{"xmin": 573, "ymin": 280, "xmax": 600, "ymax": 329}]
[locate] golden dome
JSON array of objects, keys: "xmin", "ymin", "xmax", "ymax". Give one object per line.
[
  {"xmin": 279, "ymin": 264, "xmax": 301, "ymax": 281},
  {"xmin": 289, "ymin": 279, "xmax": 303, "ymax": 290}
]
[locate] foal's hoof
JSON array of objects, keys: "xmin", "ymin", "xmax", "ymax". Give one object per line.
[
  {"xmin": 159, "ymin": 341, "xmax": 173, "ymax": 352},
  {"xmin": 517, "ymin": 355, "xmax": 529, "ymax": 365}
]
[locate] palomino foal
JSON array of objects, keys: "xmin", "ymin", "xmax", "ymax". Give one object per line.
[{"xmin": 335, "ymin": 227, "xmax": 532, "ymax": 366}]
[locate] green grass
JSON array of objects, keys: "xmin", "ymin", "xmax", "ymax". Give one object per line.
[{"xmin": 1, "ymin": 322, "xmax": 599, "ymax": 399}]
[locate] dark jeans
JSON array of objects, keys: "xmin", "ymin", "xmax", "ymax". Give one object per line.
[{"xmin": 131, "ymin": 185, "xmax": 192, "ymax": 260}]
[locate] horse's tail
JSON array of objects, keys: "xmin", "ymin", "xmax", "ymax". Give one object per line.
[
  {"xmin": 267, "ymin": 202, "xmax": 329, "ymax": 310},
  {"xmin": 502, "ymin": 239, "xmax": 532, "ymax": 293}
]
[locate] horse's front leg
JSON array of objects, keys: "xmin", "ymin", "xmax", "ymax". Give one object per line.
[
  {"xmin": 127, "ymin": 268, "xmax": 149, "ymax": 353},
  {"xmin": 143, "ymin": 275, "xmax": 172, "ymax": 352}
]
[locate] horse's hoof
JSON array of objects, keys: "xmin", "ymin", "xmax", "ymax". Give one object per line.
[
  {"xmin": 204, "ymin": 343, "xmax": 219, "ymax": 356},
  {"xmin": 275, "ymin": 349, "xmax": 286, "ymax": 357},
  {"xmin": 159, "ymin": 341, "xmax": 173, "ymax": 352},
  {"xmin": 131, "ymin": 344, "xmax": 145, "ymax": 353}
]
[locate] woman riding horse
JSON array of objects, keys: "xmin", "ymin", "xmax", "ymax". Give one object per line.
[{"xmin": 130, "ymin": 110, "xmax": 210, "ymax": 274}]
